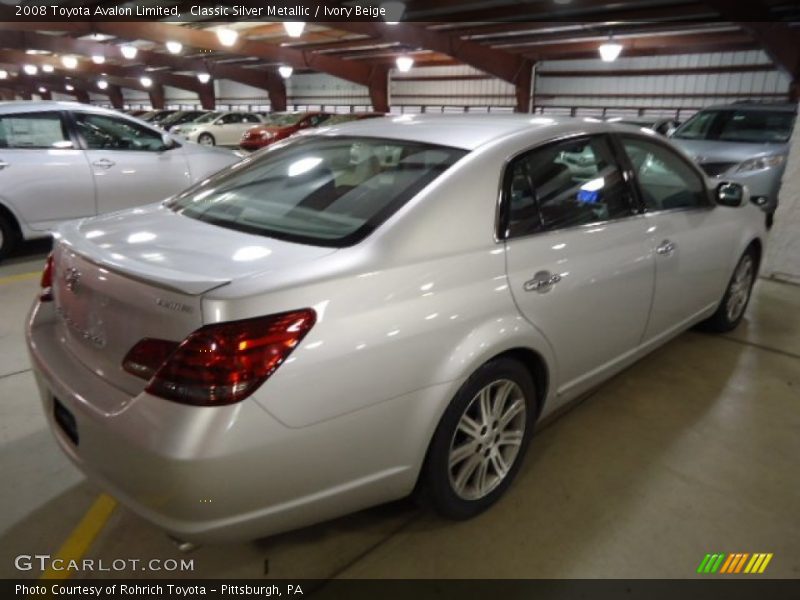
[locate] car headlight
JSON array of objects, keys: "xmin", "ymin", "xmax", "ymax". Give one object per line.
[{"xmin": 735, "ymin": 155, "xmax": 785, "ymax": 173}]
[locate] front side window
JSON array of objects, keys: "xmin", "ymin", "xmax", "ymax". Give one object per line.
[
  {"xmin": 168, "ymin": 136, "xmax": 466, "ymax": 246},
  {"xmin": 503, "ymin": 135, "xmax": 634, "ymax": 238},
  {"xmin": 0, "ymin": 112, "xmax": 72, "ymax": 149},
  {"xmin": 242, "ymin": 114, "xmax": 261, "ymax": 123},
  {"xmin": 74, "ymin": 113, "xmax": 166, "ymax": 151},
  {"xmin": 620, "ymin": 136, "xmax": 707, "ymax": 211}
]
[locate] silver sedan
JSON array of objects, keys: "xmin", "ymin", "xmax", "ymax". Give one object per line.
[{"xmin": 27, "ymin": 115, "xmax": 766, "ymax": 542}]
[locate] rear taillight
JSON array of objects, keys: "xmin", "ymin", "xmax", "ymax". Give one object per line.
[
  {"xmin": 123, "ymin": 309, "xmax": 316, "ymax": 406},
  {"xmin": 40, "ymin": 253, "xmax": 54, "ymax": 302}
]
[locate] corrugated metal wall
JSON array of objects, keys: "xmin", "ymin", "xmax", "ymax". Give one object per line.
[
  {"xmin": 535, "ymin": 50, "xmax": 792, "ymax": 119},
  {"xmin": 390, "ymin": 64, "xmax": 516, "ymax": 112},
  {"xmin": 87, "ymin": 49, "xmax": 792, "ymax": 114}
]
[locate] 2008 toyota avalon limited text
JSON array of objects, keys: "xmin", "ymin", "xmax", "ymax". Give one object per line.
[{"xmin": 26, "ymin": 115, "xmax": 766, "ymax": 542}]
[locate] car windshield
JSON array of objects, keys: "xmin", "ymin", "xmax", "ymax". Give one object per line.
[
  {"xmin": 262, "ymin": 113, "xmax": 307, "ymax": 126},
  {"xmin": 167, "ymin": 136, "xmax": 466, "ymax": 246},
  {"xmin": 673, "ymin": 109, "xmax": 796, "ymax": 143},
  {"xmin": 325, "ymin": 114, "xmax": 360, "ymax": 126},
  {"xmin": 193, "ymin": 112, "xmax": 220, "ymax": 124}
]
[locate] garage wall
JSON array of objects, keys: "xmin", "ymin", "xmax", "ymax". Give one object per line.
[
  {"xmin": 286, "ymin": 72, "xmax": 371, "ymax": 111},
  {"xmin": 765, "ymin": 102, "xmax": 800, "ymax": 284},
  {"xmin": 390, "ymin": 64, "xmax": 517, "ymax": 112},
  {"xmin": 535, "ymin": 50, "xmax": 791, "ymax": 118}
]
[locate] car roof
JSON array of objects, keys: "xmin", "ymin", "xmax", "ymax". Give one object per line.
[
  {"xmin": 314, "ymin": 114, "xmax": 631, "ymax": 151},
  {"xmin": 0, "ymin": 100, "xmax": 126, "ymax": 116}
]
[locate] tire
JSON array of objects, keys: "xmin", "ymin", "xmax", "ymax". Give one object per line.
[
  {"xmin": 702, "ymin": 248, "xmax": 758, "ymax": 333},
  {"xmin": 197, "ymin": 133, "xmax": 215, "ymax": 146},
  {"xmin": 0, "ymin": 212, "xmax": 20, "ymax": 263},
  {"xmin": 419, "ymin": 357, "xmax": 538, "ymax": 520}
]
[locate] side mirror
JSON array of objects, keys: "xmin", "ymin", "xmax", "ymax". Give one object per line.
[
  {"xmin": 159, "ymin": 133, "xmax": 177, "ymax": 151},
  {"xmin": 716, "ymin": 182, "xmax": 747, "ymax": 207}
]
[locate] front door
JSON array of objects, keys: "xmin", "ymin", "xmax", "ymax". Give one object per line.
[
  {"xmin": 71, "ymin": 111, "xmax": 191, "ymax": 215},
  {"xmin": 503, "ymin": 134, "xmax": 655, "ymax": 398},
  {"xmin": 616, "ymin": 135, "xmax": 741, "ymax": 343},
  {"xmin": 0, "ymin": 110, "xmax": 94, "ymax": 231}
]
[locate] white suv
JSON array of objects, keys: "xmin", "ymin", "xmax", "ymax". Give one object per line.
[{"xmin": 0, "ymin": 101, "xmax": 240, "ymax": 260}]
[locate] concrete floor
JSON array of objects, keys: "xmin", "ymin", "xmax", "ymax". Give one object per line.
[{"xmin": 0, "ymin": 240, "xmax": 798, "ymax": 580}]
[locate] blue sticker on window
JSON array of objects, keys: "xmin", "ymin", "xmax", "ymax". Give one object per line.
[{"xmin": 577, "ymin": 190, "xmax": 599, "ymax": 204}]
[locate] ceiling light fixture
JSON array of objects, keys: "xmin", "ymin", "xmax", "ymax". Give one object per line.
[
  {"xmin": 91, "ymin": 54, "xmax": 106, "ymax": 64},
  {"xmin": 97, "ymin": 79, "xmax": 108, "ymax": 90},
  {"xmin": 38, "ymin": 87, "xmax": 47, "ymax": 94},
  {"xmin": 65, "ymin": 84, "xmax": 74, "ymax": 91},
  {"xmin": 197, "ymin": 72, "xmax": 211, "ymax": 84},
  {"xmin": 62, "ymin": 55, "xmax": 78, "ymax": 69},
  {"xmin": 278, "ymin": 65, "xmax": 293, "ymax": 78},
  {"xmin": 598, "ymin": 36, "xmax": 623, "ymax": 62},
  {"xmin": 0, "ymin": 70, "xmax": 7, "ymax": 79},
  {"xmin": 140, "ymin": 76, "xmax": 153, "ymax": 87},
  {"xmin": 381, "ymin": 1, "xmax": 405, "ymax": 23},
  {"xmin": 395, "ymin": 55, "xmax": 414, "ymax": 72},
  {"xmin": 284, "ymin": 22, "xmax": 305, "ymax": 37},
  {"xmin": 120, "ymin": 45, "xmax": 138, "ymax": 59},
  {"xmin": 217, "ymin": 28, "xmax": 238, "ymax": 46},
  {"xmin": 166, "ymin": 40, "xmax": 183, "ymax": 54},
  {"xmin": 23, "ymin": 64, "xmax": 38, "ymax": 75},
  {"xmin": 42, "ymin": 64, "xmax": 54, "ymax": 73}
]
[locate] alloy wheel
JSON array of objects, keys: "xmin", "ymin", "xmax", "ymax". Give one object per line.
[
  {"xmin": 448, "ymin": 379, "xmax": 527, "ymax": 501},
  {"xmin": 726, "ymin": 255, "xmax": 754, "ymax": 323}
]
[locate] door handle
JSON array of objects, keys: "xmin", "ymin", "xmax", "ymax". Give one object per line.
[
  {"xmin": 92, "ymin": 158, "xmax": 115, "ymax": 169},
  {"xmin": 0, "ymin": 160, "xmax": 9, "ymax": 170},
  {"xmin": 524, "ymin": 271, "xmax": 562, "ymax": 293},
  {"xmin": 656, "ymin": 239, "xmax": 676, "ymax": 256}
]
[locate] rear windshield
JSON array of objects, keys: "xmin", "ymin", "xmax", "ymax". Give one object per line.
[
  {"xmin": 262, "ymin": 113, "xmax": 307, "ymax": 126},
  {"xmin": 673, "ymin": 109, "xmax": 796, "ymax": 143},
  {"xmin": 167, "ymin": 136, "xmax": 466, "ymax": 247}
]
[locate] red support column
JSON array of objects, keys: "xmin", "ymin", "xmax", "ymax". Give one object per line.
[
  {"xmin": 198, "ymin": 81, "xmax": 216, "ymax": 110},
  {"xmin": 368, "ymin": 67, "xmax": 389, "ymax": 113},
  {"xmin": 107, "ymin": 85, "xmax": 124, "ymax": 109},
  {"xmin": 514, "ymin": 59, "xmax": 533, "ymax": 114},
  {"xmin": 148, "ymin": 84, "xmax": 165, "ymax": 109}
]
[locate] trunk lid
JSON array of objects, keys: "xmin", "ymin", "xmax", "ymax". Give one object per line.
[{"xmin": 52, "ymin": 203, "xmax": 337, "ymax": 397}]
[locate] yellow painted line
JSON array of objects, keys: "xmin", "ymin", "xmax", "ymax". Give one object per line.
[
  {"xmin": 0, "ymin": 271, "xmax": 40, "ymax": 285},
  {"xmin": 757, "ymin": 553, "xmax": 773, "ymax": 574},
  {"xmin": 744, "ymin": 554, "xmax": 760, "ymax": 573},
  {"xmin": 39, "ymin": 494, "xmax": 117, "ymax": 580},
  {"xmin": 749, "ymin": 553, "xmax": 767, "ymax": 573}
]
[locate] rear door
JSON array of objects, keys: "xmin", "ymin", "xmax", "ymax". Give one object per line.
[
  {"xmin": 503, "ymin": 134, "xmax": 655, "ymax": 397},
  {"xmin": 71, "ymin": 111, "xmax": 191, "ymax": 215},
  {"xmin": 0, "ymin": 110, "xmax": 94, "ymax": 231},
  {"xmin": 617, "ymin": 134, "xmax": 740, "ymax": 342}
]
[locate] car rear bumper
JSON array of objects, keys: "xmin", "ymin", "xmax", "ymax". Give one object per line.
[{"xmin": 26, "ymin": 301, "xmax": 426, "ymax": 542}]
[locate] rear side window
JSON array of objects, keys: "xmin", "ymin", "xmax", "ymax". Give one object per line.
[
  {"xmin": 0, "ymin": 112, "xmax": 72, "ymax": 149},
  {"xmin": 168, "ymin": 136, "xmax": 466, "ymax": 247},
  {"xmin": 503, "ymin": 135, "xmax": 634, "ymax": 238}
]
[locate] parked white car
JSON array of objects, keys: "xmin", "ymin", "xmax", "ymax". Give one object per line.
[
  {"xmin": 27, "ymin": 115, "xmax": 766, "ymax": 542},
  {"xmin": 0, "ymin": 101, "xmax": 240, "ymax": 259},
  {"xmin": 171, "ymin": 111, "xmax": 264, "ymax": 146}
]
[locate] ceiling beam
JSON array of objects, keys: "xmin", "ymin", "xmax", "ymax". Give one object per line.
[
  {"xmin": 331, "ymin": 22, "xmax": 534, "ymax": 111},
  {"xmin": 0, "ymin": 24, "xmax": 285, "ymax": 109},
  {"xmin": 702, "ymin": 1, "xmax": 800, "ymax": 79}
]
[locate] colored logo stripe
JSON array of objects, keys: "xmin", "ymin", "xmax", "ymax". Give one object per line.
[{"xmin": 698, "ymin": 553, "xmax": 773, "ymax": 575}]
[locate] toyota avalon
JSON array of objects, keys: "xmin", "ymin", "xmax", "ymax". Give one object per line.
[{"xmin": 27, "ymin": 115, "xmax": 766, "ymax": 542}]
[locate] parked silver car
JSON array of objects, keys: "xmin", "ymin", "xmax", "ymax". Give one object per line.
[
  {"xmin": 0, "ymin": 101, "xmax": 239, "ymax": 259},
  {"xmin": 670, "ymin": 103, "xmax": 797, "ymax": 224},
  {"xmin": 27, "ymin": 115, "xmax": 766, "ymax": 542}
]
